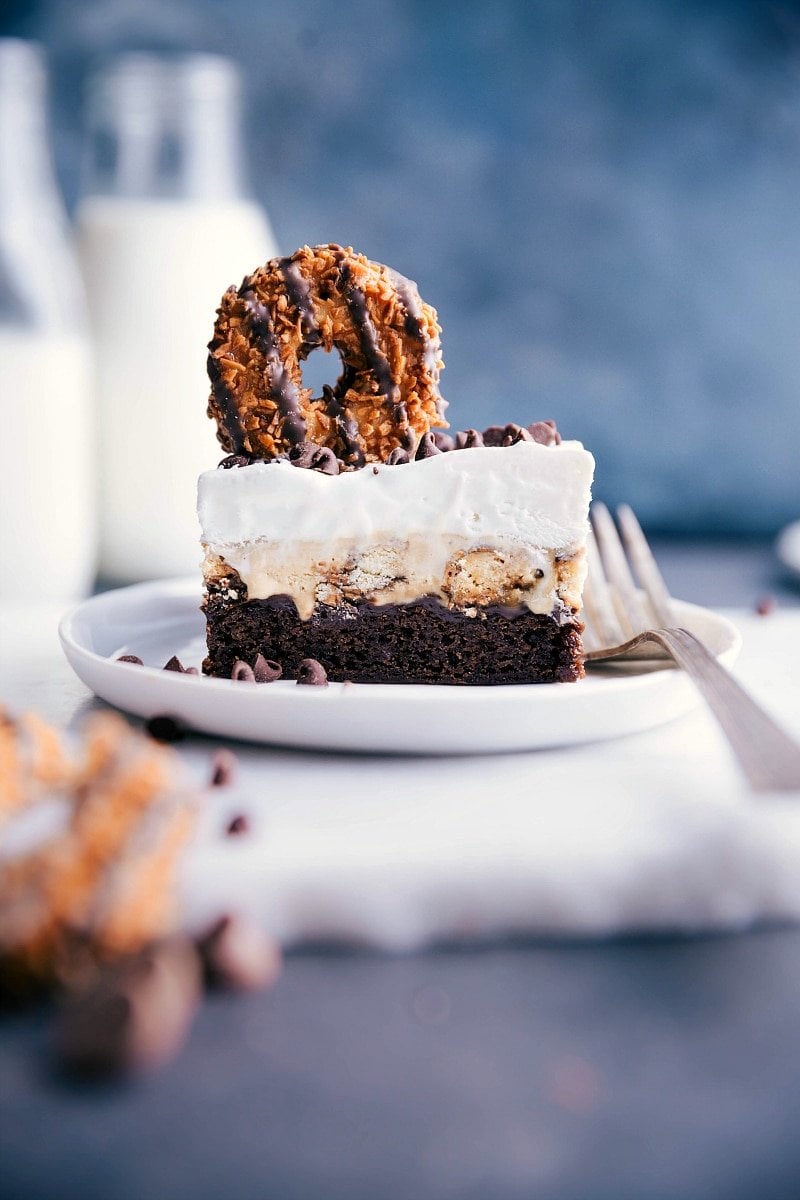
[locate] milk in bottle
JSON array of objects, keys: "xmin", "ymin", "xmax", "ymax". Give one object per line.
[
  {"xmin": 76, "ymin": 55, "xmax": 278, "ymax": 581},
  {"xmin": 0, "ymin": 40, "xmax": 95, "ymax": 606}
]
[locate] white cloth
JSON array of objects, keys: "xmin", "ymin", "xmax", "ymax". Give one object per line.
[{"xmin": 3, "ymin": 604, "xmax": 800, "ymax": 949}]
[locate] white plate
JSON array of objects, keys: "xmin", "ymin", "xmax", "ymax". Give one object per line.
[
  {"xmin": 777, "ymin": 521, "xmax": 800, "ymax": 579},
  {"xmin": 59, "ymin": 577, "xmax": 741, "ymax": 755}
]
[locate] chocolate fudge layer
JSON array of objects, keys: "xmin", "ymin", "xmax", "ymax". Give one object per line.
[{"xmin": 203, "ymin": 592, "xmax": 584, "ymax": 686}]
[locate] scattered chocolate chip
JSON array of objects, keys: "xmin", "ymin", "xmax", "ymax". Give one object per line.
[
  {"xmin": 163, "ymin": 655, "xmax": 186, "ymax": 673},
  {"xmin": 231, "ymin": 660, "xmax": 256, "ymax": 682},
  {"xmin": 755, "ymin": 594, "xmax": 777, "ymax": 617},
  {"xmin": 296, "ymin": 658, "xmax": 329, "ymax": 687},
  {"xmin": 253, "ymin": 654, "xmax": 282, "ymax": 683},
  {"xmin": 454, "ymin": 428, "xmax": 485, "ymax": 449},
  {"xmin": 145, "ymin": 714, "xmax": 185, "ymax": 743},
  {"xmin": 218, "ymin": 454, "xmax": 252, "ymax": 469},
  {"xmin": 509, "ymin": 425, "xmax": 534, "ymax": 444},
  {"xmin": 483, "ymin": 423, "xmax": 534, "ymax": 446},
  {"xmin": 116, "ymin": 655, "xmax": 143, "ymax": 666},
  {"xmin": 311, "ymin": 446, "xmax": 340, "ymax": 475},
  {"xmin": 415, "ymin": 432, "xmax": 443, "ymax": 460},
  {"xmin": 54, "ymin": 939, "xmax": 201, "ymax": 1080},
  {"xmin": 287, "ymin": 441, "xmax": 318, "ymax": 468},
  {"xmin": 226, "ymin": 813, "xmax": 250, "ymax": 836},
  {"xmin": 432, "ymin": 432, "xmax": 455, "ymax": 452},
  {"xmin": 197, "ymin": 915, "xmax": 281, "ymax": 993},
  {"xmin": 528, "ymin": 419, "xmax": 561, "ymax": 446},
  {"xmin": 372, "ymin": 465, "xmax": 380, "ymax": 475},
  {"xmin": 387, "ymin": 447, "xmax": 410, "ymax": 465},
  {"xmin": 210, "ymin": 749, "xmax": 238, "ymax": 788}
]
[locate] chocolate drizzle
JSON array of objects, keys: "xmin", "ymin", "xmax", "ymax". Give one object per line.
[
  {"xmin": 238, "ymin": 289, "xmax": 307, "ymax": 446},
  {"xmin": 385, "ymin": 268, "xmax": 424, "ymax": 339},
  {"xmin": 278, "ymin": 258, "xmax": 321, "ymax": 351},
  {"xmin": 336, "ymin": 260, "xmax": 401, "ymax": 412},
  {"xmin": 207, "ymin": 351, "xmax": 246, "ymax": 453}
]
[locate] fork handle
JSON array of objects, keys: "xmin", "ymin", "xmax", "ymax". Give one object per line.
[{"xmin": 629, "ymin": 627, "xmax": 800, "ymax": 792}]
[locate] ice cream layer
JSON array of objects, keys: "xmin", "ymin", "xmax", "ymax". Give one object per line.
[{"xmin": 198, "ymin": 440, "xmax": 595, "ymax": 620}]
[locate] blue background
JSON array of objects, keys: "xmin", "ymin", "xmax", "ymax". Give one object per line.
[{"xmin": 5, "ymin": 0, "xmax": 800, "ymax": 535}]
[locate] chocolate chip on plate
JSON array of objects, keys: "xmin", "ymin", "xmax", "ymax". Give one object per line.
[
  {"xmin": 253, "ymin": 654, "xmax": 282, "ymax": 683},
  {"xmin": 296, "ymin": 658, "xmax": 328, "ymax": 687},
  {"xmin": 116, "ymin": 655, "xmax": 143, "ymax": 666},
  {"xmin": 231, "ymin": 660, "xmax": 256, "ymax": 682}
]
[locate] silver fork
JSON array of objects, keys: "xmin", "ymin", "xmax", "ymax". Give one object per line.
[{"xmin": 583, "ymin": 501, "xmax": 800, "ymax": 793}]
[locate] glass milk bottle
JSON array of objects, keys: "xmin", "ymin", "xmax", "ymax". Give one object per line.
[
  {"xmin": 76, "ymin": 54, "xmax": 278, "ymax": 582},
  {"xmin": 0, "ymin": 40, "xmax": 95, "ymax": 607}
]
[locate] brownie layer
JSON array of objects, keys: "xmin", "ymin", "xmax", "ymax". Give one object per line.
[{"xmin": 203, "ymin": 594, "xmax": 584, "ymax": 685}]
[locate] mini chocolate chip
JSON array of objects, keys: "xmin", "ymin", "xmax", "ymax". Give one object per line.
[
  {"xmin": 387, "ymin": 447, "xmax": 410, "ymax": 465},
  {"xmin": 372, "ymin": 465, "xmax": 380, "ymax": 475},
  {"xmin": 527, "ymin": 419, "xmax": 561, "ymax": 446},
  {"xmin": 197, "ymin": 915, "xmax": 281, "ymax": 993},
  {"xmin": 415, "ymin": 432, "xmax": 443, "ymax": 460},
  {"xmin": 117, "ymin": 655, "xmax": 143, "ymax": 666},
  {"xmin": 311, "ymin": 446, "xmax": 340, "ymax": 475},
  {"xmin": 432, "ymin": 432, "xmax": 455, "ymax": 452},
  {"xmin": 288, "ymin": 441, "xmax": 318, "ymax": 468},
  {"xmin": 218, "ymin": 454, "xmax": 251, "ymax": 469},
  {"xmin": 210, "ymin": 749, "xmax": 238, "ymax": 788},
  {"xmin": 163, "ymin": 655, "xmax": 186, "ymax": 673},
  {"xmin": 755, "ymin": 594, "xmax": 777, "ymax": 616},
  {"xmin": 296, "ymin": 658, "xmax": 329, "ymax": 687},
  {"xmin": 253, "ymin": 654, "xmax": 282, "ymax": 683},
  {"xmin": 482, "ymin": 422, "xmax": 533, "ymax": 447},
  {"xmin": 454, "ymin": 429, "xmax": 484, "ymax": 449},
  {"xmin": 55, "ymin": 939, "xmax": 201, "ymax": 1080},
  {"xmin": 145, "ymin": 714, "xmax": 185, "ymax": 743},
  {"xmin": 226, "ymin": 813, "xmax": 250, "ymax": 836},
  {"xmin": 231, "ymin": 660, "xmax": 256, "ymax": 682}
]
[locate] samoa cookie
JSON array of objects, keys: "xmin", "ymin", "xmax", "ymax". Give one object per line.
[{"xmin": 206, "ymin": 243, "xmax": 447, "ymax": 466}]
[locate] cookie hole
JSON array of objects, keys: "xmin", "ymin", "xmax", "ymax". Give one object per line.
[{"xmin": 302, "ymin": 348, "xmax": 343, "ymax": 400}]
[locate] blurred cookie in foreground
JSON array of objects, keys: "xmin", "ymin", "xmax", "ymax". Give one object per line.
[
  {"xmin": 0, "ymin": 711, "xmax": 197, "ymax": 1002},
  {"xmin": 0, "ymin": 705, "xmax": 71, "ymax": 828}
]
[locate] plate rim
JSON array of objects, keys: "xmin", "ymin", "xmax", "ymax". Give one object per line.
[{"xmin": 56, "ymin": 571, "xmax": 743, "ymax": 748}]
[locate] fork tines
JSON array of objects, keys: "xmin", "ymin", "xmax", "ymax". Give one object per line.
[{"xmin": 585, "ymin": 502, "xmax": 675, "ymax": 653}]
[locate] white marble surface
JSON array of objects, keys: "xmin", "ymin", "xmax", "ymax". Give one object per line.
[{"xmin": 3, "ymin": 599, "xmax": 800, "ymax": 948}]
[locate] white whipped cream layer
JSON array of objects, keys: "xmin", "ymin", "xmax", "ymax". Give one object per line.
[
  {"xmin": 198, "ymin": 441, "xmax": 594, "ymax": 548},
  {"xmin": 198, "ymin": 440, "xmax": 595, "ymax": 618}
]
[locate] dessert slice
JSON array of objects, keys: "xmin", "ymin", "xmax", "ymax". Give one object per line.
[{"xmin": 199, "ymin": 245, "xmax": 594, "ymax": 685}]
